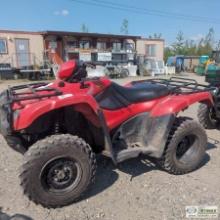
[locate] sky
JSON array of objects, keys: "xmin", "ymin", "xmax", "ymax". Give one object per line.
[{"xmin": 1, "ymin": 0, "xmax": 220, "ymax": 44}]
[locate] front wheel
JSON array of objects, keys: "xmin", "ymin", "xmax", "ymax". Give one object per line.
[
  {"xmin": 20, "ymin": 134, "xmax": 96, "ymax": 208},
  {"xmin": 160, "ymin": 117, "xmax": 207, "ymax": 175}
]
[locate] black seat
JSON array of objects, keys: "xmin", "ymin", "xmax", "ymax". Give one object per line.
[
  {"xmin": 96, "ymin": 82, "xmax": 170, "ymax": 110},
  {"xmin": 113, "ymin": 82, "xmax": 170, "ymax": 103}
]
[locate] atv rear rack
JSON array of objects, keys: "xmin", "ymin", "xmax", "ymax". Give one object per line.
[
  {"xmin": 132, "ymin": 77, "xmax": 216, "ymax": 94},
  {"xmin": 7, "ymin": 82, "xmax": 62, "ymax": 103}
]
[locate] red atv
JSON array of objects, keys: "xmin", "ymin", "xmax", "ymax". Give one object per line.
[{"xmin": 0, "ymin": 60, "xmax": 214, "ymax": 208}]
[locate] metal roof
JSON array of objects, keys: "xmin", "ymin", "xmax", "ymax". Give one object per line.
[
  {"xmin": 0, "ymin": 29, "xmax": 165, "ymax": 41},
  {"xmin": 139, "ymin": 37, "xmax": 165, "ymax": 42},
  {"xmin": 0, "ymin": 29, "xmax": 43, "ymax": 35},
  {"xmin": 43, "ymin": 30, "xmax": 141, "ymax": 39}
]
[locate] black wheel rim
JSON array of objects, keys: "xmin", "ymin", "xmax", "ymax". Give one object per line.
[
  {"xmin": 41, "ymin": 157, "xmax": 82, "ymax": 193},
  {"xmin": 176, "ymin": 134, "xmax": 199, "ymax": 164}
]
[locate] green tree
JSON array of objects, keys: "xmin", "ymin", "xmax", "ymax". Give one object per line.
[
  {"xmin": 197, "ymin": 38, "xmax": 206, "ymax": 55},
  {"xmin": 197, "ymin": 28, "xmax": 214, "ymax": 55},
  {"xmin": 81, "ymin": 23, "xmax": 89, "ymax": 33},
  {"xmin": 204, "ymin": 28, "xmax": 215, "ymax": 46},
  {"xmin": 164, "ymin": 28, "xmax": 216, "ymax": 61},
  {"xmin": 164, "ymin": 46, "xmax": 174, "ymax": 62},
  {"xmin": 153, "ymin": 33, "xmax": 162, "ymax": 39},
  {"xmin": 183, "ymin": 40, "xmax": 197, "ymax": 55},
  {"xmin": 120, "ymin": 19, "xmax": 128, "ymax": 35},
  {"xmin": 203, "ymin": 28, "xmax": 214, "ymax": 54},
  {"xmin": 216, "ymin": 40, "xmax": 220, "ymax": 50},
  {"xmin": 148, "ymin": 33, "xmax": 162, "ymax": 39},
  {"xmin": 187, "ymin": 40, "xmax": 197, "ymax": 55},
  {"xmin": 172, "ymin": 31, "xmax": 185, "ymax": 55}
]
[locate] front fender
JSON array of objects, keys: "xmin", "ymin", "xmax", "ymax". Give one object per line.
[
  {"xmin": 14, "ymin": 94, "xmax": 99, "ymax": 130},
  {"xmin": 150, "ymin": 92, "xmax": 213, "ymax": 117}
]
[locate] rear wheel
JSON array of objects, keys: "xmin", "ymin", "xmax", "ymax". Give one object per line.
[
  {"xmin": 198, "ymin": 103, "xmax": 218, "ymax": 129},
  {"xmin": 160, "ymin": 117, "xmax": 207, "ymax": 175},
  {"xmin": 20, "ymin": 134, "xmax": 96, "ymax": 208}
]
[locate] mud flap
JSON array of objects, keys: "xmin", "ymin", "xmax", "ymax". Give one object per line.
[
  {"xmin": 98, "ymin": 110, "xmax": 117, "ymax": 164},
  {"xmin": 112, "ymin": 112, "xmax": 175, "ymax": 158}
]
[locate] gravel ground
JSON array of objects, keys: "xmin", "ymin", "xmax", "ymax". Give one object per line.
[{"xmin": 0, "ymin": 73, "xmax": 219, "ymax": 220}]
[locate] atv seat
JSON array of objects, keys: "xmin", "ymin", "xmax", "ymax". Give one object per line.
[{"xmin": 96, "ymin": 82, "xmax": 170, "ymax": 110}]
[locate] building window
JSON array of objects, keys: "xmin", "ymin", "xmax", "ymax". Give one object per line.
[
  {"xmin": 112, "ymin": 54, "xmax": 127, "ymax": 62},
  {"xmin": 0, "ymin": 39, "xmax": 7, "ymax": 54},
  {"xmin": 48, "ymin": 41, "xmax": 57, "ymax": 49},
  {"xmin": 97, "ymin": 42, "xmax": 106, "ymax": 50},
  {"xmin": 91, "ymin": 53, "xmax": 98, "ymax": 62},
  {"xmin": 125, "ymin": 43, "xmax": 134, "ymax": 50},
  {"xmin": 112, "ymin": 42, "xmax": 122, "ymax": 51},
  {"xmin": 146, "ymin": 44, "xmax": 157, "ymax": 57},
  {"xmin": 67, "ymin": 41, "xmax": 78, "ymax": 48},
  {"xmin": 80, "ymin": 40, "xmax": 90, "ymax": 49}
]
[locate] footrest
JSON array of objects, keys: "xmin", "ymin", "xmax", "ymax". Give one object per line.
[{"xmin": 115, "ymin": 147, "xmax": 150, "ymax": 163}]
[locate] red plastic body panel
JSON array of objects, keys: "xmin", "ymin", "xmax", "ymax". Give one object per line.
[
  {"xmin": 13, "ymin": 78, "xmax": 111, "ymax": 130},
  {"xmin": 103, "ymin": 100, "xmax": 159, "ymax": 130},
  {"xmin": 150, "ymin": 92, "xmax": 213, "ymax": 117},
  {"xmin": 12, "ymin": 77, "xmax": 213, "ymax": 132},
  {"xmin": 103, "ymin": 91, "xmax": 213, "ymax": 130}
]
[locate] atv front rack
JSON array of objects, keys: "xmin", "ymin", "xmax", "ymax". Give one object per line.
[
  {"xmin": 0, "ymin": 83, "xmax": 62, "ymax": 135},
  {"xmin": 132, "ymin": 77, "xmax": 216, "ymax": 94},
  {"xmin": 7, "ymin": 82, "xmax": 62, "ymax": 103}
]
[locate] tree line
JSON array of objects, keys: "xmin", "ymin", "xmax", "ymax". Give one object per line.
[{"xmin": 165, "ymin": 28, "xmax": 220, "ymax": 61}]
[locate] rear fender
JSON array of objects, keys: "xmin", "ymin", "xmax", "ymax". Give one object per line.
[
  {"xmin": 150, "ymin": 92, "xmax": 213, "ymax": 117},
  {"xmin": 14, "ymin": 94, "xmax": 99, "ymax": 130},
  {"xmin": 112, "ymin": 112, "xmax": 175, "ymax": 158}
]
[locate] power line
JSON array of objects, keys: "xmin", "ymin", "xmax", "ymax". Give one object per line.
[
  {"xmin": 92, "ymin": 0, "xmax": 219, "ymax": 22},
  {"xmin": 70, "ymin": 0, "xmax": 220, "ymax": 24}
]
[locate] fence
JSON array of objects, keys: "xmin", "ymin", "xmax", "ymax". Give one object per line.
[
  {"xmin": 0, "ymin": 52, "xmax": 52, "ymax": 79},
  {"xmin": 165, "ymin": 66, "xmax": 176, "ymax": 75},
  {"xmin": 0, "ymin": 53, "xmax": 46, "ymax": 69}
]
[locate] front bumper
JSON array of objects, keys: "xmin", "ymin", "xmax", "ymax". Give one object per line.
[
  {"xmin": 0, "ymin": 90, "xmax": 12, "ymax": 136},
  {"xmin": 0, "ymin": 90, "xmax": 26, "ymax": 153}
]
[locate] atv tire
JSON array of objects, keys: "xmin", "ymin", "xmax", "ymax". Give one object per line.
[
  {"xmin": 20, "ymin": 134, "xmax": 96, "ymax": 208},
  {"xmin": 198, "ymin": 103, "xmax": 217, "ymax": 129},
  {"xmin": 160, "ymin": 117, "xmax": 207, "ymax": 175}
]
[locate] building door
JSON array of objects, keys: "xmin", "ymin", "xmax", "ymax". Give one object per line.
[
  {"xmin": 46, "ymin": 40, "xmax": 64, "ymax": 64},
  {"xmin": 15, "ymin": 39, "xmax": 30, "ymax": 67}
]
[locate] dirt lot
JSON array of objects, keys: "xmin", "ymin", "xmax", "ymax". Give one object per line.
[{"xmin": 0, "ymin": 74, "xmax": 219, "ymax": 220}]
